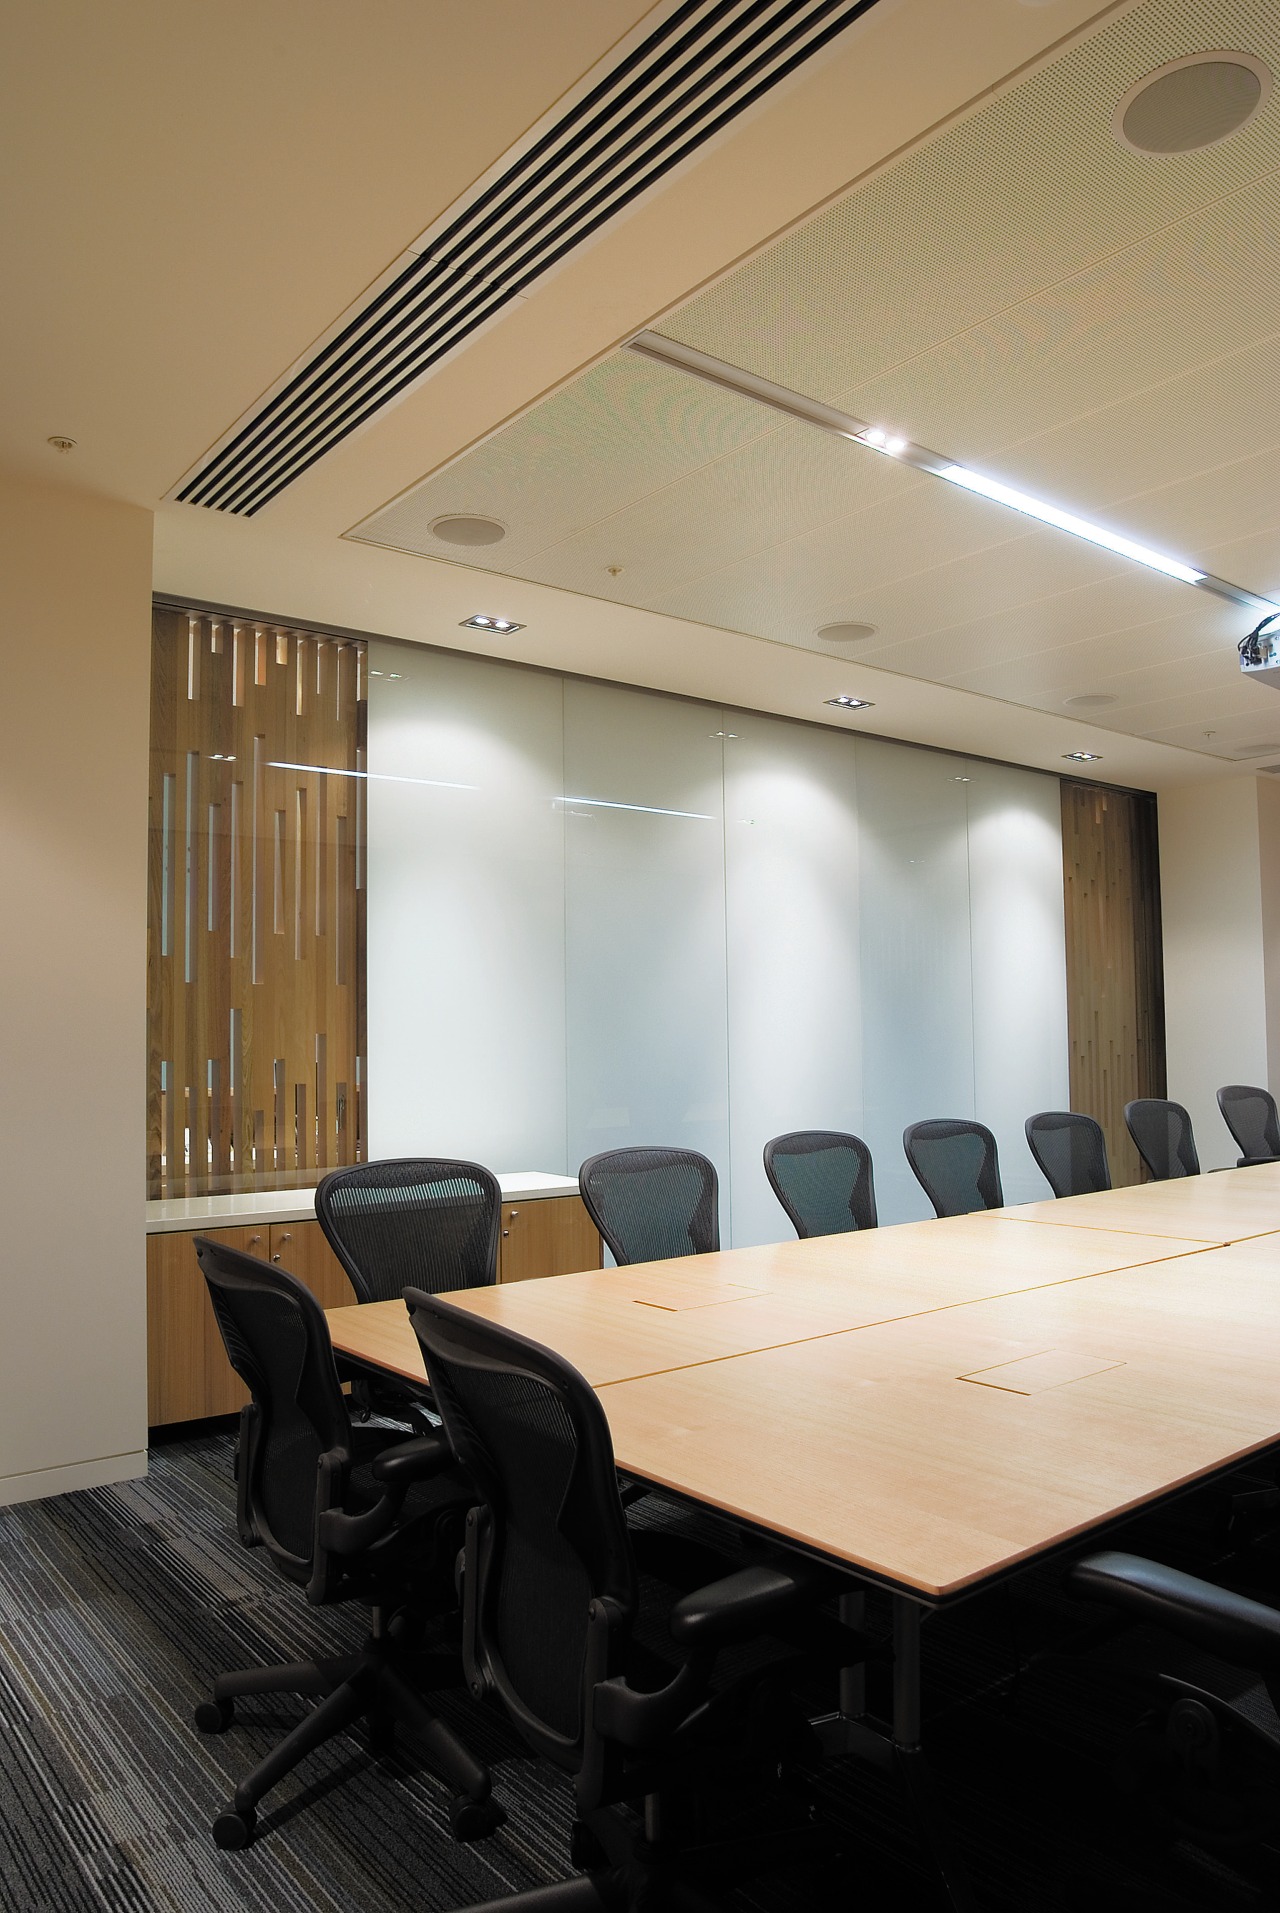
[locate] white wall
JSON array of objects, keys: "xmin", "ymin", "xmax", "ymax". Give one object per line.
[
  {"xmin": 368, "ymin": 645, "xmax": 1070, "ymax": 1240},
  {"xmin": 1160, "ymin": 773, "xmax": 1280, "ymax": 1169},
  {"xmin": 0, "ymin": 473, "xmax": 152, "ymax": 1505}
]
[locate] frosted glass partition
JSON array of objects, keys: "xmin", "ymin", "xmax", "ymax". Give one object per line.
[
  {"xmin": 564, "ymin": 680, "xmax": 730, "ymax": 1207},
  {"xmin": 366, "ymin": 648, "xmax": 568, "ymax": 1169},
  {"xmin": 967, "ymin": 761, "xmax": 1070, "ymax": 1205},
  {"xmin": 857, "ymin": 738, "xmax": 977, "ymax": 1224},
  {"xmin": 367, "ymin": 640, "xmax": 1070, "ymax": 1242},
  {"xmin": 724, "ymin": 712, "xmax": 863, "ymax": 1246}
]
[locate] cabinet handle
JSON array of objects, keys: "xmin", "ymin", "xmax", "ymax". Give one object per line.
[
  {"xmin": 279, "ymin": 1232, "xmax": 292, "ymax": 1242},
  {"xmin": 248, "ymin": 1233, "xmax": 262, "ymax": 1246},
  {"xmin": 502, "ymin": 1229, "xmax": 510, "ymax": 1238},
  {"xmin": 509, "ymin": 1209, "xmax": 519, "ymax": 1219},
  {"xmin": 271, "ymin": 1252, "xmax": 282, "ymax": 1263}
]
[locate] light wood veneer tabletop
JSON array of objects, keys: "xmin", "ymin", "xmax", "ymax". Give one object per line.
[{"xmin": 1000, "ymin": 1161, "xmax": 1280, "ymax": 1242}]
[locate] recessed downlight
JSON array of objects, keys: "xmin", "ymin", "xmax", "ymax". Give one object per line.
[
  {"xmin": 460, "ymin": 614, "xmax": 524, "ymax": 634},
  {"xmin": 1114, "ymin": 53, "xmax": 1270, "ymax": 155},
  {"xmin": 817, "ymin": 621, "xmax": 877, "ymax": 644},
  {"xmin": 431, "ymin": 514, "xmax": 506, "ymax": 546},
  {"xmin": 1065, "ymin": 693, "xmax": 1118, "ymax": 709},
  {"xmin": 824, "ymin": 695, "xmax": 875, "ymax": 711},
  {"xmin": 1063, "ymin": 751, "xmax": 1104, "ymax": 764}
]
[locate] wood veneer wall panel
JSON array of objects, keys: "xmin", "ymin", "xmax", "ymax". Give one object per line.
[
  {"xmin": 1061, "ymin": 781, "xmax": 1166, "ymax": 1188},
  {"xmin": 147, "ymin": 606, "xmax": 366, "ymax": 1196}
]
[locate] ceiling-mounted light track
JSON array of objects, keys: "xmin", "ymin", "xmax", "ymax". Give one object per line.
[{"xmin": 626, "ymin": 331, "xmax": 1279, "ymax": 617}]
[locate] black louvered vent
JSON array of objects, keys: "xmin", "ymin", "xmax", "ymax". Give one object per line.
[{"xmin": 178, "ymin": 0, "xmax": 881, "ymax": 515}]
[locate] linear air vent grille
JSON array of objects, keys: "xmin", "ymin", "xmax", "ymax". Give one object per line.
[{"xmin": 176, "ymin": 0, "xmax": 880, "ymax": 515}]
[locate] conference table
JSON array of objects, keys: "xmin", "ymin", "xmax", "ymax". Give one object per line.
[{"xmin": 326, "ymin": 1166, "xmax": 1280, "ymax": 1905}]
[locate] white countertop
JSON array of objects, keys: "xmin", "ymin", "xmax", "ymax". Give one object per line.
[{"xmin": 146, "ymin": 1171, "xmax": 581, "ymax": 1234}]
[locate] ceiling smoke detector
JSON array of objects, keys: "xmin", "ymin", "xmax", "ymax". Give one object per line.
[
  {"xmin": 816, "ymin": 621, "xmax": 877, "ymax": 644},
  {"xmin": 1114, "ymin": 52, "xmax": 1271, "ymax": 155},
  {"xmin": 430, "ymin": 514, "xmax": 507, "ymax": 546}
]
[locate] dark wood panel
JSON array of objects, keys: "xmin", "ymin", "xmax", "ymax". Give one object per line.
[
  {"xmin": 148, "ymin": 607, "xmax": 366, "ymax": 1196},
  {"xmin": 1061, "ymin": 781, "xmax": 1167, "ymax": 1188}
]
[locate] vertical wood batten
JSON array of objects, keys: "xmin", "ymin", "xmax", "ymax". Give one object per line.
[
  {"xmin": 1061, "ymin": 781, "xmax": 1167, "ymax": 1188},
  {"xmin": 147, "ymin": 606, "xmax": 365, "ymax": 1196}
]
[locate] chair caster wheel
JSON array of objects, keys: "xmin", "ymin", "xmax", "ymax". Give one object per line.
[
  {"xmin": 449, "ymin": 1794, "xmax": 506, "ymax": 1842},
  {"xmin": 194, "ymin": 1698, "xmax": 234, "ymax": 1734},
  {"xmin": 569, "ymin": 1820, "xmax": 609, "ymax": 1870},
  {"xmin": 212, "ymin": 1806, "xmax": 256, "ymax": 1849}
]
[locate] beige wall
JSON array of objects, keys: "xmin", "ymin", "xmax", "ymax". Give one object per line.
[
  {"xmin": 0, "ymin": 471, "xmax": 152, "ymax": 1503},
  {"xmin": 1159, "ymin": 774, "xmax": 1280, "ymax": 1171}
]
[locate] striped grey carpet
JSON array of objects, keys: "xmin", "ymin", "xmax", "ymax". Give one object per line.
[{"xmin": 1, "ymin": 1431, "xmax": 1278, "ymax": 1911}]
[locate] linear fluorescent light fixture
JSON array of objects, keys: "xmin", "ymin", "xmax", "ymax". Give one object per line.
[
  {"xmin": 268, "ymin": 760, "xmax": 477, "ymax": 790},
  {"xmin": 557, "ymin": 795, "xmax": 712, "ymax": 820},
  {"xmin": 626, "ymin": 331, "xmax": 1279, "ymax": 617},
  {"xmin": 461, "ymin": 614, "xmax": 524, "ymax": 633}
]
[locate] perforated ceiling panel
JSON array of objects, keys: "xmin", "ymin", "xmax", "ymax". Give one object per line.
[{"xmin": 353, "ymin": 0, "xmax": 1280, "ymax": 762}]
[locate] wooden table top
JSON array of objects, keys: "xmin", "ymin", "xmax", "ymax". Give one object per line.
[
  {"xmin": 326, "ymin": 1179, "xmax": 1280, "ymax": 1602},
  {"xmin": 326, "ymin": 1212, "xmax": 1210, "ymax": 1390},
  {"xmin": 1000, "ymin": 1161, "xmax": 1280, "ymax": 1243}
]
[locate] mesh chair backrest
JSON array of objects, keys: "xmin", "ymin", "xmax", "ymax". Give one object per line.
[
  {"xmin": 1124, "ymin": 1100, "xmax": 1200, "ymax": 1180},
  {"xmin": 763, "ymin": 1130, "xmax": 877, "ymax": 1237},
  {"xmin": 1024, "ymin": 1111, "xmax": 1111, "ymax": 1198},
  {"xmin": 406, "ymin": 1290, "xmax": 636, "ymax": 1763},
  {"xmin": 1217, "ymin": 1085, "xmax": 1280, "ymax": 1163},
  {"xmin": 316, "ymin": 1158, "xmax": 501, "ymax": 1304},
  {"xmin": 578, "ymin": 1147, "xmax": 719, "ymax": 1266},
  {"xmin": 195, "ymin": 1235, "xmax": 350, "ymax": 1574},
  {"xmin": 903, "ymin": 1119, "xmax": 1003, "ymax": 1217}
]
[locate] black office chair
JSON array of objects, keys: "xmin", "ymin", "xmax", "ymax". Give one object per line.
[
  {"xmin": 902, "ymin": 1119, "xmax": 1003, "ymax": 1217},
  {"xmin": 405, "ymin": 1288, "xmax": 865, "ymax": 1911},
  {"xmin": 1125, "ymin": 1099, "xmax": 1200, "ymax": 1180},
  {"xmin": 191, "ymin": 1235, "xmax": 502, "ymax": 1851},
  {"xmin": 763, "ymin": 1130, "xmax": 877, "ymax": 1237},
  {"xmin": 1218, "ymin": 1085, "xmax": 1280, "ymax": 1166},
  {"xmin": 1069, "ymin": 1550, "xmax": 1280, "ymax": 1836},
  {"xmin": 317, "ymin": 1157, "xmax": 501, "ymax": 1424},
  {"xmin": 316, "ymin": 1157, "xmax": 501, "ymax": 1302},
  {"xmin": 1025, "ymin": 1110, "xmax": 1111, "ymax": 1199},
  {"xmin": 579, "ymin": 1146, "xmax": 719, "ymax": 1265}
]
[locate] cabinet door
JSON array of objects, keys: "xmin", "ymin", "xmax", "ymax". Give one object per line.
[
  {"xmin": 268, "ymin": 1220, "xmax": 356, "ymax": 1308},
  {"xmin": 498, "ymin": 1196, "xmax": 603, "ymax": 1283},
  {"xmin": 147, "ymin": 1225, "xmax": 260, "ymax": 1426}
]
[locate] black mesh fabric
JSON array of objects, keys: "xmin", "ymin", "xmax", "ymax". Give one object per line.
[
  {"xmin": 763, "ymin": 1130, "xmax": 877, "ymax": 1237},
  {"xmin": 316, "ymin": 1159, "xmax": 500, "ymax": 1304},
  {"xmin": 1024, "ymin": 1111, "xmax": 1111, "ymax": 1199},
  {"xmin": 903, "ymin": 1119, "xmax": 1003, "ymax": 1217},
  {"xmin": 1218, "ymin": 1085, "xmax": 1280, "ymax": 1163},
  {"xmin": 407, "ymin": 1291, "xmax": 637, "ymax": 1764},
  {"xmin": 1124, "ymin": 1099, "xmax": 1200, "ymax": 1180},
  {"xmin": 197, "ymin": 1236, "xmax": 353, "ymax": 1583},
  {"xmin": 578, "ymin": 1147, "xmax": 719, "ymax": 1265}
]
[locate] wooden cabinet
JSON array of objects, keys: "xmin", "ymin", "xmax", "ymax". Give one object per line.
[
  {"xmin": 147, "ymin": 1197, "xmax": 601, "ymax": 1427},
  {"xmin": 499, "ymin": 1196, "xmax": 602, "ymax": 1283},
  {"xmin": 146, "ymin": 1220, "xmax": 354, "ymax": 1427}
]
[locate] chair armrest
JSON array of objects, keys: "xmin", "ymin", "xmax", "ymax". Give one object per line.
[
  {"xmin": 1069, "ymin": 1550, "xmax": 1280, "ymax": 1672},
  {"xmin": 668, "ymin": 1561, "xmax": 833, "ymax": 1651},
  {"xmin": 371, "ymin": 1432, "xmax": 454, "ymax": 1489}
]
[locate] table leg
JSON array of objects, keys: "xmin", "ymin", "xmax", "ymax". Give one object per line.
[{"xmin": 892, "ymin": 1595, "xmax": 975, "ymax": 1912}]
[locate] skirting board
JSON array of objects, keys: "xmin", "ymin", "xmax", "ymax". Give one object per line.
[{"xmin": 0, "ymin": 1449, "xmax": 148, "ymax": 1509}]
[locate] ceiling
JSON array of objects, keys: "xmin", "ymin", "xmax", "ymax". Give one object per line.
[
  {"xmin": 9, "ymin": 0, "xmax": 1269, "ymax": 790},
  {"xmin": 349, "ymin": 0, "xmax": 1280, "ymax": 768}
]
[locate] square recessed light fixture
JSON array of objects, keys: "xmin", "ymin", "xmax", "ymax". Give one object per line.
[
  {"xmin": 825, "ymin": 695, "xmax": 875, "ymax": 711},
  {"xmin": 461, "ymin": 614, "xmax": 524, "ymax": 634},
  {"xmin": 1062, "ymin": 751, "xmax": 1103, "ymax": 764}
]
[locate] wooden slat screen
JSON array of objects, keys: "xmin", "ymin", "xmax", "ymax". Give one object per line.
[
  {"xmin": 1061, "ymin": 780, "xmax": 1166, "ymax": 1188},
  {"xmin": 147, "ymin": 606, "xmax": 366, "ymax": 1197}
]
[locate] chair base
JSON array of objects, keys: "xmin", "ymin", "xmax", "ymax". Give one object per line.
[{"xmin": 196, "ymin": 1626, "xmax": 502, "ymax": 1849}]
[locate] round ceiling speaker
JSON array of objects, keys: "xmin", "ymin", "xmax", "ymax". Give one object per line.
[
  {"xmin": 816, "ymin": 621, "xmax": 877, "ymax": 643},
  {"xmin": 430, "ymin": 514, "xmax": 507, "ymax": 546},
  {"xmin": 1064, "ymin": 693, "xmax": 1118, "ymax": 709},
  {"xmin": 1114, "ymin": 53, "xmax": 1270, "ymax": 155},
  {"xmin": 1234, "ymin": 740, "xmax": 1280, "ymax": 757}
]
